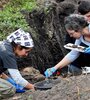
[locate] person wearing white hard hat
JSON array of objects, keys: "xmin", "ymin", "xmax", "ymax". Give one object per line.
[{"xmin": 0, "ymin": 28, "xmax": 34, "ymax": 98}]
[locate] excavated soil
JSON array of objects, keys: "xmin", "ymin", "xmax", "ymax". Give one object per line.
[{"xmin": 4, "ymin": 73, "xmax": 90, "ymax": 100}]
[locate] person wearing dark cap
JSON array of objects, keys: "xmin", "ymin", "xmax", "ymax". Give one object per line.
[
  {"xmin": 65, "ymin": 0, "xmax": 90, "ymax": 44},
  {"xmin": 78, "ymin": 0, "xmax": 90, "ymax": 22}
]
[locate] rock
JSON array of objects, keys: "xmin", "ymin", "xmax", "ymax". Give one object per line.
[
  {"xmin": 22, "ymin": 67, "xmax": 40, "ymax": 75},
  {"xmin": 21, "ymin": 67, "xmax": 45, "ymax": 82}
]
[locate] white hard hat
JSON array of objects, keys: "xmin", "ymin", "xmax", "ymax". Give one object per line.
[{"xmin": 7, "ymin": 28, "xmax": 34, "ymax": 48}]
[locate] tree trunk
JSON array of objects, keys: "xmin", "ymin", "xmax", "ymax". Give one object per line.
[{"xmin": 18, "ymin": 0, "xmax": 80, "ymax": 74}]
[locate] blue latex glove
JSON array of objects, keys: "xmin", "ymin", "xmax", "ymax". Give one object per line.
[
  {"xmin": 7, "ymin": 78, "xmax": 26, "ymax": 93},
  {"xmin": 84, "ymin": 47, "xmax": 90, "ymax": 54},
  {"xmin": 44, "ymin": 67, "xmax": 57, "ymax": 78}
]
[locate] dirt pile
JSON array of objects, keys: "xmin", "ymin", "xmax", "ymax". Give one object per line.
[
  {"xmin": 4, "ymin": 74, "xmax": 90, "ymax": 100},
  {"xmin": 31, "ymin": 74, "xmax": 90, "ymax": 100}
]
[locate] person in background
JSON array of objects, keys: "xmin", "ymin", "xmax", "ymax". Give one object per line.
[
  {"xmin": 78, "ymin": 0, "xmax": 90, "ymax": 22},
  {"xmin": 44, "ymin": 14, "xmax": 90, "ymax": 77},
  {"xmin": 0, "ymin": 28, "xmax": 35, "ymax": 98},
  {"xmin": 65, "ymin": 0, "xmax": 90, "ymax": 44},
  {"xmin": 64, "ymin": 0, "xmax": 90, "ymax": 74}
]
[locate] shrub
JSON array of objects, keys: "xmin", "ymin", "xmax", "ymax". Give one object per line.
[{"xmin": 0, "ymin": 0, "xmax": 37, "ymax": 40}]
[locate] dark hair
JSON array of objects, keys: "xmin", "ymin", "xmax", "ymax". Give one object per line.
[
  {"xmin": 11, "ymin": 41, "xmax": 30, "ymax": 50},
  {"xmin": 78, "ymin": 1, "xmax": 90, "ymax": 15},
  {"xmin": 64, "ymin": 14, "xmax": 89, "ymax": 31}
]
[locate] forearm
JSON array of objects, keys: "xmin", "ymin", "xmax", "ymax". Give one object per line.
[
  {"xmin": 54, "ymin": 47, "xmax": 80, "ymax": 70},
  {"xmin": 0, "ymin": 70, "xmax": 34, "ymax": 90},
  {"xmin": 8, "ymin": 69, "xmax": 33, "ymax": 89},
  {"xmin": 55, "ymin": 56, "xmax": 71, "ymax": 70}
]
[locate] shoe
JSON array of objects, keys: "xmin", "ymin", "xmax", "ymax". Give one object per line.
[{"xmin": 82, "ymin": 67, "xmax": 90, "ymax": 74}]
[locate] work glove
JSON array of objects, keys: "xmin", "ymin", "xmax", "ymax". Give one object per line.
[
  {"xmin": 84, "ymin": 47, "xmax": 90, "ymax": 54},
  {"xmin": 7, "ymin": 78, "xmax": 26, "ymax": 93},
  {"xmin": 44, "ymin": 67, "xmax": 57, "ymax": 77}
]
